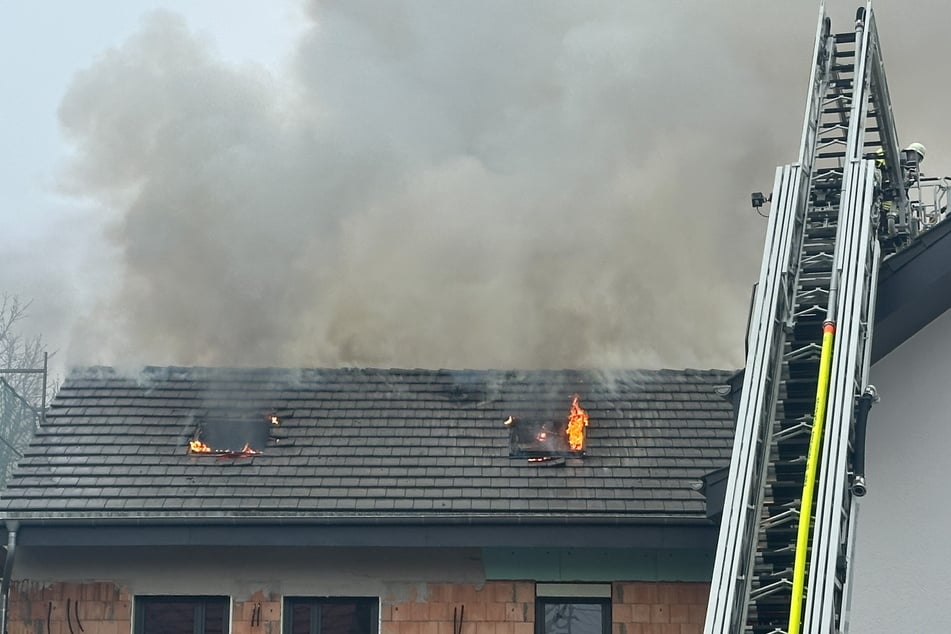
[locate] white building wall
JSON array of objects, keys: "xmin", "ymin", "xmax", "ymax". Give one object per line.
[{"xmin": 849, "ymin": 306, "xmax": 951, "ymax": 631}]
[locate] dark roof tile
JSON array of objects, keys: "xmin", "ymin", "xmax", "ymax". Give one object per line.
[{"xmin": 0, "ymin": 366, "xmax": 735, "ymax": 525}]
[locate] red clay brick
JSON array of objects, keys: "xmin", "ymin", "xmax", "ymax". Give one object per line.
[
  {"xmin": 656, "ymin": 584, "xmax": 678, "ymax": 605},
  {"xmin": 79, "ymin": 600, "xmax": 106, "ymax": 621},
  {"xmin": 631, "ymin": 605, "xmax": 651, "ymax": 623},
  {"xmin": 504, "ymin": 603, "xmax": 525, "ymax": 622},
  {"xmin": 51, "ymin": 600, "xmax": 68, "ymax": 623},
  {"xmin": 513, "ymin": 623, "xmax": 533, "ymax": 634},
  {"xmin": 613, "ymin": 583, "xmax": 625, "ymax": 603},
  {"xmin": 680, "ymin": 624, "xmax": 702, "ymax": 634},
  {"xmin": 381, "ymin": 623, "xmax": 399, "ymax": 634},
  {"xmin": 409, "ymin": 602, "xmax": 429, "ymax": 621},
  {"xmin": 114, "ymin": 600, "xmax": 132, "ymax": 622},
  {"xmin": 513, "ymin": 583, "xmax": 534, "ymax": 603},
  {"xmin": 11, "ymin": 598, "xmax": 28, "ymax": 621},
  {"xmin": 612, "ymin": 603, "xmax": 633, "ymax": 623},
  {"xmin": 650, "ymin": 604, "xmax": 669, "ymax": 624},
  {"xmin": 450, "ymin": 585, "xmax": 477, "ymax": 604},
  {"xmin": 687, "ymin": 604, "xmax": 705, "ymax": 624},
  {"xmin": 696, "ymin": 585, "xmax": 712, "ymax": 605},
  {"xmin": 491, "ymin": 582, "xmax": 515, "ymax": 604},
  {"xmin": 669, "ymin": 604, "xmax": 689, "ymax": 624},
  {"xmin": 418, "ymin": 622, "xmax": 438, "ymax": 634},
  {"xmin": 30, "ymin": 601, "xmax": 49, "ymax": 620},
  {"xmin": 427, "ymin": 584, "xmax": 451, "ymax": 603},
  {"xmin": 630, "ymin": 584, "xmax": 658, "ymax": 605},
  {"xmin": 93, "ymin": 622, "xmax": 119, "ymax": 634},
  {"xmin": 461, "ymin": 602, "xmax": 485, "ymax": 622},
  {"xmin": 397, "ymin": 622, "xmax": 419, "ymax": 634},
  {"xmin": 436, "ymin": 601, "xmax": 459, "ymax": 622},
  {"xmin": 232, "ymin": 620, "xmax": 252, "ymax": 634},
  {"xmin": 485, "ymin": 602, "xmax": 506, "ymax": 622},
  {"xmin": 391, "ymin": 604, "xmax": 411, "ymax": 622}
]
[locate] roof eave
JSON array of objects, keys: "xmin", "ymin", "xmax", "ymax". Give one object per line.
[
  {"xmin": 873, "ymin": 218, "xmax": 951, "ymax": 362},
  {"xmin": 10, "ymin": 515, "xmax": 719, "ymax": 550}
]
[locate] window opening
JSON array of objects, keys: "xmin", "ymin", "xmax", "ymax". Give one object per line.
[
  {"xmin": 188, "ymin": 411, "xmax": 282, "ymax": 458},
  {"xmin": 135, "ymin": 596, "xmax": 229, "ymax": 634},
  {"xmin": 283, "ymin": 597, "xmax": 378, "ymax": 634},
  {"xmin": 535, "ymin": 584, "xmax": 611, "ymax": 634},
  {"xmin": 505, "ymin": 394, "xmax": 590, "ymax": 461}
]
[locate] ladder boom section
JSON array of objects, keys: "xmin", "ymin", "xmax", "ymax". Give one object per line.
[
  {"xmin": 705, "ymin": 3, "xmax": 894, "ymax": 632},
  {"xmin": 805, "ymin": 5, "xmax": 894, "ymax": 630},
  {"xmin": 704, "ymin": 6, "xmax": 831, "ymax": 633}
]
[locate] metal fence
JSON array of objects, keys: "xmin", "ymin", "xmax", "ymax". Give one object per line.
[{"xmin": 0, "ymin": 377, "xmax": 40, "ymax": 487}]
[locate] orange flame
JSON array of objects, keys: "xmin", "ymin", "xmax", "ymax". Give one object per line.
[
  {"xmin": 189, "ymin": 439, "xmax": 211, "ymax": 453},
  {"xmin": 566, "ymin": 394, "xmax": 588, "ymax": 451},
  {"xmin": 239, "ymin": 442, "xmax": 260, "ymax": 456}
]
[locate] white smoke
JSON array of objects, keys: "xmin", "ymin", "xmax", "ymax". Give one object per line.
[{"xmin": 28, "ymin": 1, "xmax": 951, "ymax": 370}]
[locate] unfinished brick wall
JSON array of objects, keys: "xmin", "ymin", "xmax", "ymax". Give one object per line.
[
  {"xmin": 6, "ymin": 579, "xmax": 709, "ymax": 634},
  {"xmin": 611, "ymin": 582, "xmax": 709, "ymax": 634},
  {"xmin": 232, "ymin": 591, "xmax": 281, "ymax": 634},
  {"xmin": 7, "ymin": 581, "xmax": 132, "ymax": 634},
  {"xmin": 382, "ymin": 581, "xmax": 536, "ymax": 634},
  {"xmin": 382, "ymin": 581, "xmax": 710, "ymax": 634}
]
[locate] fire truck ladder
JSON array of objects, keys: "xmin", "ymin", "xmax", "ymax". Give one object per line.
[{"xmin": 704, "ymin": 4, "xmax": 902, "ymax": 633}]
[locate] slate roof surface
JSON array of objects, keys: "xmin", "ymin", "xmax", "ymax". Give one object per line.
[{"xmin": 0, "ymin": 366, "xmax": 735, "ymax": 524}]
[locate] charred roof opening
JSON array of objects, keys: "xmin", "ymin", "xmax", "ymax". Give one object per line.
[
  {"xmin": 188, "ymin": 411, "xmax": 281, "ymax": 459},
  {"xmin": 506, "ymin": 394, "xmax": 589, "ymax": 460}
]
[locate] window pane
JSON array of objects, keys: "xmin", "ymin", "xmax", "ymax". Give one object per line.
[
  {"xmin": 290, "ymin": 604, "xmax": 312, "ymax": 634},
  {"xmin": 541, "ymin": 602, "xmax": 604, "ymax": 634},
  {"xmin": 204, "ymin": 602, "xmax": 226, "ymax": 634},
  {"xmin": 138, "ymin": 598, "xmax": 229, "ymax": 634},
  {"xmin": 284, "ymin": 599, "xmax": 377, "ymax": 634},
  {"xmin": 320, "ymin": 603, "xmax": 357, "ymax": 634},
  {"xmin": 142, "ymin": 601, "xmax": 197, "ymax": 634}
]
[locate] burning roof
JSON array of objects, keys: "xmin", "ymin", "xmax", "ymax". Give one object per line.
[
  {"xmin": 0, "ymin": 366, "xmax": 737, "ymax": 521},
  {"xmin": 505, "ymin": 393, "xmax": 590, "ymax": 461},
  {"xmin": 188, "ymin": 411, "xmax": 282, "ymax": 460}
]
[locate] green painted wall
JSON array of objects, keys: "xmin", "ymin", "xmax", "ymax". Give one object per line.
[{"xmin": 482, "ymin": 547, "xmax": 713, "ymax": 582}]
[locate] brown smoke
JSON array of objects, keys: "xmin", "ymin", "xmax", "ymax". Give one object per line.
[{"xmin": 54, "ymin": 1, "xmax": 947, "ymax": 371}]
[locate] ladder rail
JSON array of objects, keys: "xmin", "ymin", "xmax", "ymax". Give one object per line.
[
  {"xmin": 704, "ymin": 165, "xmax": 802, "ymax": 633},
  {"xmin": 704, "ymin": 10, "xmax": 833, "ymax": 631},
  {"xmin": 839, "ymin": 239, "xmax": 880, "ymax": 634},
  {"xmin": 804, "ymin": 161, "xmax": 877, "ymax": 632},
  {"xmin": 862, "ymin": 6, "xmax": 909, "ymax": 230},
  {"xmin": 804, "ymin": 4, "xmax": 896, "ymax": 630}
]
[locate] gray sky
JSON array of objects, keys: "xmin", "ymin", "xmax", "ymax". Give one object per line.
[{"xmin": 2, "ymin": 1, "xmax": 948, "ymax": 374}]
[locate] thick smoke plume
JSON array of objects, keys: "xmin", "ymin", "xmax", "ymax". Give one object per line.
[{"xmin": 54, "ymin": 1, "xmax": 946, "ymax": 371}]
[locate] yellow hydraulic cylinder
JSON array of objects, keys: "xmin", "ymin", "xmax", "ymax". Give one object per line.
[{"xmin": 788, "ymin": 321, "xmax": 836, "ymax": 634}]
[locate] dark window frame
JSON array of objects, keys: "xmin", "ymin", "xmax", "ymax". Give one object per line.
[
  {"xmin": 134, "ymin": 595, "xmax": 230, "ymax": 634},
  {"xmin": 534, "ymin": 596, "xmax": 611, "ymax": 634},
  {"xmin": 282, "ymin": 596, "xmax": 379, "ymax": 634}
]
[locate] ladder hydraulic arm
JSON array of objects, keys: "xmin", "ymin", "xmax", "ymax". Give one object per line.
[{"xmin": 703, "ymin": 3, "xmax": 908, "ymax": 632}]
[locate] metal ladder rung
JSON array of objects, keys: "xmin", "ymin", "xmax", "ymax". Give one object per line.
[
  {"xmin": 775, "ymin": 417, "xmax": 813, "ymax": 442},
  {"xmin": 784, "ymin": 342, "xmax": 822, "ymax": 362},
  {"xmin": 749, "ymin": 575, "xmax": 794, "ymax": 601}
]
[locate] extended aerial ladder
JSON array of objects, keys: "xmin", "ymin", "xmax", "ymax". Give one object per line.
[{"xmin": 702, "ymin": 3, "xmax": 942, "ymax": 633}]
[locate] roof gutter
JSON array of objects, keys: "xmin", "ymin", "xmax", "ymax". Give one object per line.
[
  {"xmin": 1, "ymin": 522, "xmax": 18, "ymax": 634},
  {"xmin": 0, "ymin": 512, "xmax": 714, "ymax": 528}
]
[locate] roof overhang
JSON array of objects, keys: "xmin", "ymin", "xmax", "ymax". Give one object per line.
[
  {"xmin": 12, "ymin": 521, "xmax": 718, "ymax": 550},
  {"xmin": 873, "ymin": 218, "xmax": 951, "ymax": 362}
]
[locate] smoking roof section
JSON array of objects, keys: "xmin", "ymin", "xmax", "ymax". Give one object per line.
[{"xmin": 0, "ymin": 366, "xmax": 736, "ymax": 523}]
